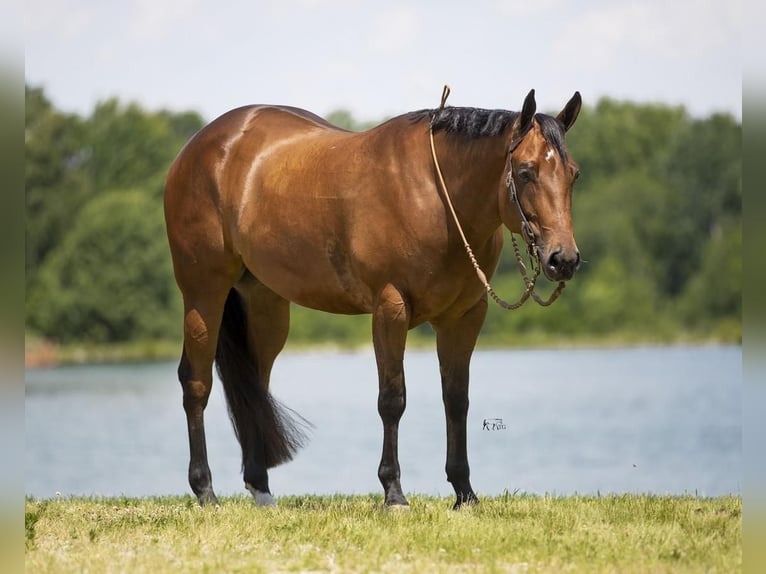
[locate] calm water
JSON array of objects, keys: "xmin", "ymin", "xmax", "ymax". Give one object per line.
[{"xmin": 25, "ymin": 346, "xmax": 741, "ymax": 499}]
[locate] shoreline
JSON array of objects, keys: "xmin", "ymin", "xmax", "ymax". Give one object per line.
[{"xmin": 25, "ymin": 332, "xmax": 742, "ymax": 369}]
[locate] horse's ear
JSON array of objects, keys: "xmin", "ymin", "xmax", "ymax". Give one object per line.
[
  {"xmin": 511, "ymin": 89, "xmax": 536, "ymax": 147},
  {"xmin": 557, "ymin": 91, "xmax": 582, "ymax": 132}
]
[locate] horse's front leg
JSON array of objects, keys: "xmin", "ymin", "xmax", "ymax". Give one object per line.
[
  {"xmin": 372, "ymin": 284, "xmax": 411, "ymax": 507},
  {"xmin": 433, "ymin": 296, "xmax": 488, "ymax": 509}
]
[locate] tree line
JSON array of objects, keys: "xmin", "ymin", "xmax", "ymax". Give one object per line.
[{"xmin": 25, "ymin": 85, "xmax": 741, "ymax": 351}]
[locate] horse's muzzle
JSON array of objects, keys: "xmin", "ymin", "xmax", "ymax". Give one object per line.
[{"xmin": 544, "ymin": 248, "xmax": 580, "ymax": 282}]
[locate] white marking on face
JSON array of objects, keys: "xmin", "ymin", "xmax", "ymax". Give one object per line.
[{"xmin": 545, "ymin": 147, "xmax": 555, "ymax": 162}]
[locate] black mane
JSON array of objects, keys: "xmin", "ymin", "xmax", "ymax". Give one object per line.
[
  {"xmin": 407, "ymin": 107, "xmax": 569, "ymax": 160},
  {"xmin": 410, "ymin": 107, "xmax": 519, "ymax": 138}
]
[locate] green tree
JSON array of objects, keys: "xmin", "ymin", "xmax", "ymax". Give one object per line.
[
  {"xmin": 25, "ymin": 86, "xmax": 91, "ymax": 290},
  {"xmin": 567, "ymin": 99, "xmax": 688, "ymax": 188},
  {"xmin": 86, "ymin": 99, "xmax": 202, "ymax": 194},
  {"xmin": 653, "ymin": 113, "xmax": 742, "ymax": 296},
  {"xmin": 27, "ymin": 190, "xmax": 181, "ymax": 343},
  {"xmin": 677, "ymin": 218, "xmax": 741, "ymax": 333},
  {"xmin": 26, "ymin": 86, "xmax": 204, "ymax": 344}
]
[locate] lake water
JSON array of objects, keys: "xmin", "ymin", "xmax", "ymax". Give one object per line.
[{"xmin": 25, "ymin": 346, "xmax": 741, "ymax": 499}]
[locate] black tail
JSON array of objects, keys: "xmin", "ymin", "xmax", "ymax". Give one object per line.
[{"xmin": 215, "ymin": 289, "xmax": 310, "ymax": 469}]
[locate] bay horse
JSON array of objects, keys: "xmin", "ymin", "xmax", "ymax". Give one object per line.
[{"xmin": 164, "ymin": 88, "xmax": 582, "ymax": 509}]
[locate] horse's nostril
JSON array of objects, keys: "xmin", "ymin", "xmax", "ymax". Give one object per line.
[
  {"xmin": 548, "ymin": 249, "xmax": 562, "ymax": 271},
  {"xmin": 547, "ymin": 248, "xmax": 578, "ymax": 280}
]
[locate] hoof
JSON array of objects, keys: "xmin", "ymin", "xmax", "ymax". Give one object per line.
[
  {"xmin": 197, "ymin": 490, "xmax": 220, "ymax": 507},
  {"xmin": 384, "ymin": 493, "xmax": 410, "ymax": 510},
  {"xmin": 386, "ymin": 503, "xmax": 411, "ymax": 512},
  {"xmin": 246, "ymin": 484, "xmax": 276, "ymax": 507},
  {"xmin": 453, "ymin": 493, "xmax": 479, "ymax": 510}
]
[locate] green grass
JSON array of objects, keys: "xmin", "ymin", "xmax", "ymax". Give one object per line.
[{"xmin": 25, "ymin": 493, "xmax": 741, "ymax": 573}]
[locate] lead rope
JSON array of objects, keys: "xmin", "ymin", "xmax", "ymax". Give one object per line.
[{"xmin": 429, "ymin": 85, "xmax": 565, "ymax": 310}]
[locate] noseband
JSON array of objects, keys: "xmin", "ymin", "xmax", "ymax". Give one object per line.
[{"xmin": 428, "ymin": 85, "xmax": 565, "ymax": 310}]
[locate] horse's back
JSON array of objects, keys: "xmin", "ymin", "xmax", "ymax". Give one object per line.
[
  {"xmin": 163, "ymin": 104, "xmax": 381, "ymax": 307},
  {"xmin": 164, "ymin": 104, "xmax": 348, "ymax": 233},
  {"xmin": 170, "ymin": 104, "xmax": 347, "ymax": 170}
]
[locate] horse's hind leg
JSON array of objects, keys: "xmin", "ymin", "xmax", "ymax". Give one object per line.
[
  {"xmin": 433, "ymin": 297, "xmax": 488, "ymax": 509},
  {"xmin": 232, "ymin": 276, "xmax": 292, "ymax": 506},
  {"xmin": 372, "ymin": 284, "xmax": 411, "ymax": 507},
  {"xmin": 177, "ymin": 275, "xmax": 238, "ymax": 506}
]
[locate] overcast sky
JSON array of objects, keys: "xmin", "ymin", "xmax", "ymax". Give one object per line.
[{"xmin": 25, "ymin": 0, "xmax": 741, "ymax": 122}]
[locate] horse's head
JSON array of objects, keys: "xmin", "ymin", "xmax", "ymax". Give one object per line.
[{"xmin": 499, "ymin": 90, "xmax": 582, "ymax": 282}]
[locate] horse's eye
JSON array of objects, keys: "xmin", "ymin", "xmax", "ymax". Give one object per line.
[
  {"xmin": 518, "ymin": 168, "xmax": 535, "ymax": 184},
  {"xmin": 573, "ymin": 170, "xmax": 581, "ymax": 183}
]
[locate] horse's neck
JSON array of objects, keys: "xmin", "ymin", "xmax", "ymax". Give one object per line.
[{"xmin": 439, "ymin": 135, "xmax": 507, "ymax": 243}]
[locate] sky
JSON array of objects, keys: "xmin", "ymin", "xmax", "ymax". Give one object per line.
[{"xmin": 24, "ymin": 0, "xmax": 742, "ymax": 123}]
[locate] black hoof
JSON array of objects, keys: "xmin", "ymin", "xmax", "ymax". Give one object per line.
[
  {"xmin": 453, "ymin": 492, "xmax": 478, "ymax": 510},
  {"xmin": 384, "ymin": 495, "xmax": 410, "ymax": 508},
  {"xmin": 197, "ymin": 490, "xmax": 220, "ymax": 507}
]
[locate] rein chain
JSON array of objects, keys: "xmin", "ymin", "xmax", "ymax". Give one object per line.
[{"xmin": 428, "ymin": 85, "xmax": 565, "ymax": 310}]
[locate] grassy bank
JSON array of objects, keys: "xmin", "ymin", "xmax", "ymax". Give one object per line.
[{"xmin": 25, "ymin": 493, "xmax": 741, "ymax": 573}]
